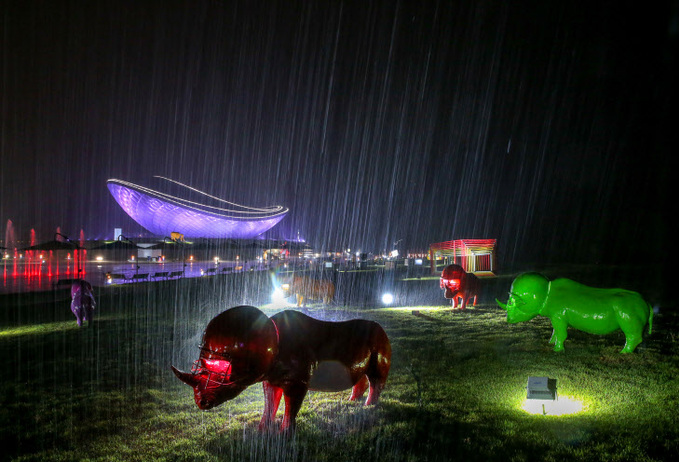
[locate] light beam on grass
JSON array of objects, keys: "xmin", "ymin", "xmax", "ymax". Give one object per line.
[
  {"xmin": 521, "ymin": 376, "xmax": 586, "ymax": 416},
  {"xmin": 0, "ymin": 321, "xmax": 76, "ymax": 337},
  {"xmin": 383, "ymin": 305, "xmax": 443, "ymax": 312},
  {"xmin": 521, "ymin": 395, "xmax": 586, "ymax": 416}
]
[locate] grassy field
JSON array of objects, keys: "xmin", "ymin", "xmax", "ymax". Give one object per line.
[{"xmin": 0, "ymin": 271, "xmax": 677, "ymax": 461}]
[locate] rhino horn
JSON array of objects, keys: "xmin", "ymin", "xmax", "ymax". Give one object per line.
[
  {"xmin": 496, "ymin": 298, "xmax": 508, "ymax": 311},
  {"xmin": 171, "ymin": 365, "xmax": 199, "ymax": 387}
]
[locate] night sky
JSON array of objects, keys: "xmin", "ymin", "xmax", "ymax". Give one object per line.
[{"xmin": 1, "ymin": 0, "xmax": 675, "ymax": 267}]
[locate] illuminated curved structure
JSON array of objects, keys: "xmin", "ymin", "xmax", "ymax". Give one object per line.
[{"xmin": 107, "ymin": 177, "xmax": 288, "ymax": 239}]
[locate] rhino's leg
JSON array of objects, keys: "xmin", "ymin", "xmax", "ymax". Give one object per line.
[
  {"xmin": 618, "ymin": 319, "xmax": 644, "ymax": 353},
  {"xmin": 85, "ymin": 305, "xmax": 93, "ymax": 324},
  {"xmin": 365, "ymin": 351, "xmax": 390, "ymax": 405},
  {"xmin": 349, "ymin": 375, "xmax": 369, "ymax": 401},
  {"xmin": 620, "ymin": 336, "xmax": 642, "ymax": 354},
  {"xmin": 280, "ymin": 383, "xmax": 307, "ymax": 433},
  {"xmin": 461, "ymin": 295, "xmax": 468, "ymax": 310},
  {"xmin": 471, "ymin": 294, "xmax": 477, "ymax": 307},
  {"xmin": 615, "ymin": 298, "xmax": 649, "ymax": 353},
  {"xmin": 365, "ymin": 375, "xmax": 386, "ymax": 406},
  {"xmin": 259, "ymin": 381, "xmax": 283, "ymax": 431},
  {"xmin": 550, "ymin": 320, "xmax": 568, "ymax": 352}
]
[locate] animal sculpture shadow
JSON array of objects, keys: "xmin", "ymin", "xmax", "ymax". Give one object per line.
[
  {"xmin": 497, "ymin": 272, "xmax": 653, "ymax": 353},
  {"xmin": 70, "ymin": 279, "xmax": 95, "ymax": 327},
  {"xmin": 172, "ymin": 305, "xmax": 391, "ymax": 433}
]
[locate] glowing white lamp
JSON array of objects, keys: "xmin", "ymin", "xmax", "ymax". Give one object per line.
[
  {"xmin": 381, "ymin": 293, "xmax": 395, "ymax": 305},
  {"xmin": 271, "ymin": 288, "xmax": 288, "ymax": 307}
]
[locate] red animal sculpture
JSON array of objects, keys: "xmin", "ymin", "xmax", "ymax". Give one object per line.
[
  {"xmin": 440, "ymin": 264, "xmax": 480, "ymax": 309},
  {"xmin": 172, "ymin": 305, "xmax": 391, "ymax": 433},
  {"xmin": 70, "ymin": 279, "xmax": 95, "ymax": 326}
]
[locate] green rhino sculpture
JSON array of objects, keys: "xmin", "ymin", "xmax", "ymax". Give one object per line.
[{"xmin": 497, "ymin": 272, "xmax": 653, "ymax": 353}]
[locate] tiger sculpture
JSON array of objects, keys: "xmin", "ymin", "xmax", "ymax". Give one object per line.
[{"xmin": 285, "ymin": 275, "xmax": 335, "ymax": 307}]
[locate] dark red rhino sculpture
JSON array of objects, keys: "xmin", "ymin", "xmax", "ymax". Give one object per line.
[
  {"xmin": 440, "ymin": 264, "xmax": 480, "ymax": 309},
  {"xmin": 171, "ymin": 305, "xmax": 391, "ymax": 432}
]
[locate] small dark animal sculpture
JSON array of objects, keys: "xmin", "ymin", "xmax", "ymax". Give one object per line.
[
  {"xmin": 172, "ymin": 305, "xmax": 391, "ymax": 432},
  {"xmin": 70, "ymin": 279, "xmax": 95, "ymax": 326},
  {"xmin": 440, "ymin": 264, "xmax": 480, "ymax": 309},
  {"xmin": 284, "ymin": 275, "xmax": 336, "ymax": 306}
]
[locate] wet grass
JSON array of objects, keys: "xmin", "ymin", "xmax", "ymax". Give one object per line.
[{"xmin": 0, "ymin": 276, "xmax": 677, "ymax": 461}]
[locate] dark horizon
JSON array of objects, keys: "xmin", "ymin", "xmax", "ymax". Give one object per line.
[{"xmin": 1, "ymin": 0, "xmax": 675, "ymax": 268}]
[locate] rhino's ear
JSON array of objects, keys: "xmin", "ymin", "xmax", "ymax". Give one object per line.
[
  {"xmin": 496, "ymin": 299, "xmax": 508, "ymax": 311},
  {"xmin": 171, "ymin": 365, "xmax": 199, "ymax": 387}
]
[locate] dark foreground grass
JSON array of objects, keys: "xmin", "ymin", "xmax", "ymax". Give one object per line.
[{"xmin": 1, "ymin": 276, "xmax": 677, "ymax": 461}]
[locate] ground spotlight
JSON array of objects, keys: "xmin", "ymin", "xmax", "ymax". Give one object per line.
[
  {"xmin": 524, "ymin": 376, "xmax": 557, "ymax": 415},
  {"xmin": 381, "ymin": 292, "xmax": 394, "ymax": 305},
  {"xmin": 271, "ymin": 287, "xmax": 288, "ymax": 307},
  {"xmin": 522, "ymin": 376, "xmax": 584, "ymax": 416}
]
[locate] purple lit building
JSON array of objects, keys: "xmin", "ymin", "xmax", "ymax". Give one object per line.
[{"xmin": 107, "ymin": 177, "xmax": 288, "ymax": 239}]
